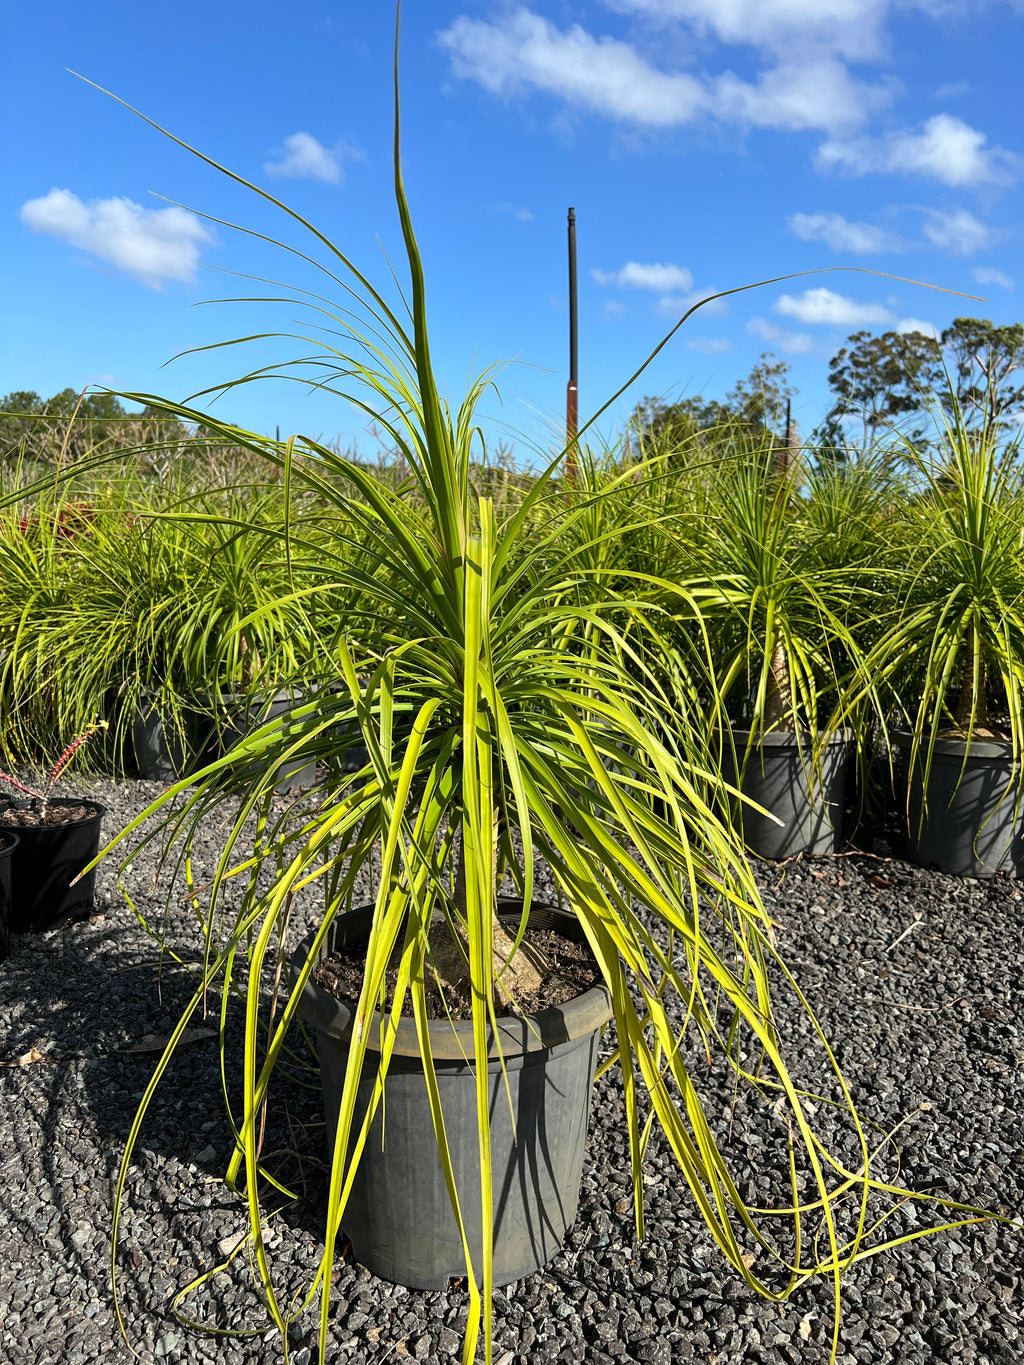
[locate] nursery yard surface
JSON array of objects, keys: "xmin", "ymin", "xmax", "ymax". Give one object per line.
[{"xmin": 0, "ymin": 775, "xmax": 1021, "ymax": 1365}]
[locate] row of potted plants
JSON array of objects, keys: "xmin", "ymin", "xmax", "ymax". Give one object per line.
[
  {"xmin": 596, "ymin": 407, "xmax": 1024, "ymax": 877},
  {"xmin": 5, "ymin": 399, "xmax": 1023, "ymax": 875}
]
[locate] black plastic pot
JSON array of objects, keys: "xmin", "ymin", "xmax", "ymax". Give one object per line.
[
  {"xmin": 724, "ymin": 728, "xmax": 851, "ymax": 860},
  {"xmin": 0, "ymin": 833, "xmax": 17, "ymax": 963},
  {"xmin": 215, "ymin": 687, "xmax": 319, "ymax": 794},
  {"xmin": 294, "ymin": 902, "xmax": 612, "ymax": 1290},
  {"xmin": 893, "ymin": 730, "xmax": 1023, "ymax": 878},
  {"xmin": 0, "ymin": 799, "xmax": 105, "ymax": 933},
  {"xmin": 129, "ymin": 692, "xmax": 212, "ymax": 781},
  {"xmin": 129, "ymin": 687, "xmax": 319, "ymax": 791}
]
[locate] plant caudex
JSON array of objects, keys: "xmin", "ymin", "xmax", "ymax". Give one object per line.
[{"xmin": 86, "ymin": 20, "xmax": 996, "ymax": 1365}]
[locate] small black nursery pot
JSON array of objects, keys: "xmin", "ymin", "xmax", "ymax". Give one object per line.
[
  {"xmin": 0, "ymin": 833, "xmax": 18, "ymax": 963},
  {"xmin": 0, "ymin": 799, "xmax": 106, "ymax": 934}
]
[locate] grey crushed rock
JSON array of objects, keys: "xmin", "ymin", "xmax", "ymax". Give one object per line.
[{"xmin": 0, "ymin": 773, "xmax": 1021, "ymax": 1363}]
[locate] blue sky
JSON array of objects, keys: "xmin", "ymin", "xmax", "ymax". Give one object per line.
[{"xmin": 3, "ymin": 1, "xmax": 1021, "ymax": 462}]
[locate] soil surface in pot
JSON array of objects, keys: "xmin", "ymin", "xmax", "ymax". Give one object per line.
[
  {"xmin": 0, "ymin": 802, "xmax": 101, "ymax": 828},
  {"xmin": 936, "ymin": 722, "xmax": 1012, "ymax": 742},
  {"xmin": 313, "ymin": 922, "xmax": 601, "ymax": 1021}
]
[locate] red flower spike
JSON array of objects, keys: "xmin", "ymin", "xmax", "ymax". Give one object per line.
[{"xmin": 46, "ymin": 723, "xmax": 106, "ymax": 793}]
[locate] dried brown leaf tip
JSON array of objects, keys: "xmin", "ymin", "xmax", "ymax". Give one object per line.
[{"xmin": 0, "ymin": 1045, "xmax": 50, "ymax": 1068}]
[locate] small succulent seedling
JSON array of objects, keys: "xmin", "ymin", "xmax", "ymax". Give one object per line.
[{"xmin": 0, "ymin": 723, "xmax": 107, "ymax": 818}]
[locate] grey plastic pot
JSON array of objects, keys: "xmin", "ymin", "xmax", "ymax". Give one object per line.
[
  {"xmin": 0, "ymin": 833, "xmax": 17, "ymax": 963},
  {"xmin": 724, "ymin": 728, "xmax": 851, "ymax": 860},
  {"xmin": 293, "ymin": 901, "xmax": 612, "ymax": 1290},
  {"xmin": 215, "ymin": 687, "xmax": 319, "ymax": 794},
  {"xmin": 893, "ymin": 730, "xmax": 1023, "ymax": 878}
]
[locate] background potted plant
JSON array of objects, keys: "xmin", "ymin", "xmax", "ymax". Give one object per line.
[
  {"xmin": 87, "ymin": 25, "xmax": 993, "ymax": 1365},
  {"xmin": 860, "ymin": 390, "xmax": 1024, "ymax": 875},
  {"xmin": 648, "ymin": 433, "xmax": 867, "ymax": 860}
]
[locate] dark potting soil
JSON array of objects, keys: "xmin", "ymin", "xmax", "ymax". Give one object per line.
[
  {"xmin": 0, "ymin": 801, "xmax": 101, "ymax": 828},
  {"xmin": 311, "ymin": 923, "xmax": 602, "ymax": 1021},
  {"xmin": 0, "ymin": 771, "xmax": 1021, "ymax": 1365}
]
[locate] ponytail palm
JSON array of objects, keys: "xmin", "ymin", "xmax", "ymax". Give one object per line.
[
  {"xmin": 861, "ymin": 394, "xmax": 1024, "ymax": 778},
  {"xmin": 89, "ymin": 22, "xmax": 991, "ymax": 1365},
  {"xmin": 664, "ymin": 442, "xmax": 871, "ymax": 767}
]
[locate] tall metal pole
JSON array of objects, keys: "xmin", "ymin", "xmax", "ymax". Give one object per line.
[{"xmin": 566, "ymin": 206, "xmax": 578, "ymax": 486}]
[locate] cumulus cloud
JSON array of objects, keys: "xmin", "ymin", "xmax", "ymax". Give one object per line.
[
  {"xmin": 439, "ymin": 10, "xmax": 882, "ymax": 134},
  {"xmin": 441, "ymin": 12, "xmax": 706, "ymax": 127},
  {"xmin": 655, "ymin": 289, "xmax": 728, "ymax": 317},
  {"xmin": 488, "ymin": 201, "xmax": 535, "ymax": 221},
  {"xmin": 602, "ymin": 0, "xmax": 895, "ymax": 62},
  {"xmin": 817, "ymin": 114, "xmax": 1021, "ymax": 187},
  {"xmin": 19, "ymin": 188, "xmax": 212, "ymax": 288},
  {"xmin": 896, "ymin": 317, "xmax": 940, "ymax": 340},
  {"xmin": 788, "ymin": 211, "xmax": 903, "ymax": 253},
  {"xmin": 972, "ymin": 266, "xmax": 1014, "ymax": 290},
  {"xmin": 264, "ymin": 132, "xmax": 363, "ymax": 184},
  {"xmin": 921, "ymin": 208, "xmax": 993, "ymax": 255},
  {"xmin": 747, "ymin": 317, "xmax": 815, "ymax": 353},
  {"xmin": 775, "ymin": 287, "xmax": 894, "ymax": 325},
  {"xmin": 710, "ymin": 58, "xmax": 885, "ymax": 132},
  {"xmin": 593, "ymin": 261, "xmax": 694, "ymax": 291},
  {"xmin": 686, "ymin": 336, "xmax": 733, "ymax": 353}
]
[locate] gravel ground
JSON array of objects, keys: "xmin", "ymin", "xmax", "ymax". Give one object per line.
[{"xmin": 1, "ymin": 773, "xmax": 1022, "ymax": 1365}]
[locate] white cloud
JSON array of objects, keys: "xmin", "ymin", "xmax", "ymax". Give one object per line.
[
  {"xmin": 921, "ymin": 207, "xmax": 992, "ymax": 256},
  {"xmin": 488, "ymin": 201, "xmax": 535, "ymax": 221},
  {"xmin": 655, "ymin": 289, "xmax": 728, "ymax": 317},
  {"xmin": 686, "ymin": 336, "xmax": 733, "ymax": 353},
  {"xmin": 972, "ymin": 266, "xmax": 1014, "ymax": 290},
  {"xmin": 896, "ymin": 317, "xmax": 940, "ymax": 339},
  {"xmin": 604, "ymin": 299, "xmax": 627, "ymax": 316},
  {"xmin": 747, "ymin": 317, "xmax": 815, "ymax": 353},
  {"xmin": 775, "ymin": 287, "xmax": 894, "ymax": 325},
  {"xmin": 788, "ymin": 211, "xmax": 902, "ymax": 253},
  {"xmin": 19, "ymin": 188, "xmax": 212, "ymax": 288},
  {"xmin": 593, "ymin": 261, "xmax": 693, "ymax": 291},
  {"xmin": 817, "ymin": 114, "xmax": 1021, "ymax": 187},
  {"xmin": 264, "ymin": 132, "xmax": 362, "ymax": 184},
  {"xmin": 933, "ymin": 79, "xmax": 969, "ymax": 99},
  {"xmin": 602, "ymin": 0, "xmax": 894, "ymax": 62},
  {"xmin": 439, "ymin": 10, "xmax": 882, "ymax": 133},
  {"xmin": 709, "ymin": 58, "xmax": 885, "ymax": 133},
  {"xmin": 441, "ymin": 11, "xmax": 706, "ymax": 127}
]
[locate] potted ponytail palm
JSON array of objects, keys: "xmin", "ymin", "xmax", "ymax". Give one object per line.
[
  {"xmin": 666, "ymin": 441, "xmax": 864, "ymax": 859},
  {"xmin": 865, "ymin": 395, "xmax": 1024, "ymax": 876},
  {"xmin": 91, "ymin": 21, "xmax": 988, "ymax": 1365}
]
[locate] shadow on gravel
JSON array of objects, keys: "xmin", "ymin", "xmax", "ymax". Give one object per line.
[{"xmin": 0, "ymin": 911, "xmax": 330, "ymax": 1364}]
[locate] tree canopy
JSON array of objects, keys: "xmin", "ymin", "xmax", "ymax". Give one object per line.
[{"xmin": 826, "ymin": 317, "xmax": 1024, "ymax": 449}]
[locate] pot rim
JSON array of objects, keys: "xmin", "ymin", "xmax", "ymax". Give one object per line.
[
  {"xmin": 293, "ymin": 901, "xmax": 613, "ymax": 1062},
  {"xmin": 0, "ymin": 797, "xmax": 106, "ymax": 830},
  {"xmin": 729, "ymin": 726, "xmax": 853, "ymax": 749},
  {"xmin": 890, "ymin": 728, "xmax": 1015, "ymax": 762}
]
